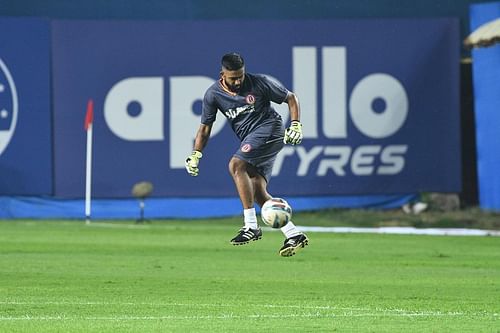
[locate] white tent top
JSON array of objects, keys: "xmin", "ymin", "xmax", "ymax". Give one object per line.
[{"xmin": 464, "ymin": 17, "xmax": 500, "ymax": 49}]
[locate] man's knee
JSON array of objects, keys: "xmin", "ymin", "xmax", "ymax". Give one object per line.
[{"xmin": 228, "ymin": 157, "xmax": 247, "ymax": 176}]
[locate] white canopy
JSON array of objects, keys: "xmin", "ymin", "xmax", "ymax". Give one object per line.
[{"xmin": 464, "ymin": 17, "xmax": 500, "ymax": 48}]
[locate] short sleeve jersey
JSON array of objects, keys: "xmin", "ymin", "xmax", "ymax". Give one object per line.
[{"xmin": 201, "ymin": 73, "xmax": 289, "ymax": 141}]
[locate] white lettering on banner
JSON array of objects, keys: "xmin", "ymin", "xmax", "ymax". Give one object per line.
[
  {"xmin": 272, "ymin": 145, "xmax": 408, "ymax": 177},
  {"xmin": 293, "ymin": 47, "xmax": 318, "ymax": 137},
  {"xmin": 351, "ymin": 145, "xmax": 381, "ymax": 176},
  {"xmin": 293, "ymin": 47, "xmax": 407, "ymax": 140},
  {"xmin": 322, "ymin": 47, "xmax": 347, "ymax": 138},
  {"xmin": 103, "ymin": 46, "xmax": 410, "ymax": 177},
  {"xmin": 169, "ymin": 76, "xmax": 225, "ymax": 168},
  {"xmin": 350, "ymin": 73, "xmax": 408, "ymax": 138},
  {"xmin": 296, "ymin": 146, "xmax": 323, "ymax": 176},
  {"xmin": 104, "ymin": 77, "xmax": 164, "ymax": 141},
  {"xmin": 318, "ymin": 146, "xmax": 351, "ymax": 176},
  {"xmin": 378, "ymin": 145, "xmax": 408, "ymax": 175}
]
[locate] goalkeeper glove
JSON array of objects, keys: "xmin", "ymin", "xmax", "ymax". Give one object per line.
[
  {"xmin": 185, "ymin": 150, "xmax": 203, "ymax": 176},
  {"xmin": 284, "ymin": 120, "xmax": 303, "ymax": 145}
]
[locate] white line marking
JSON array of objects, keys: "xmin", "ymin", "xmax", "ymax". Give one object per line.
[
  {"xmin": 0, "ymin": 301, "xmax": 371, "ymax": 310},
  {"xmin": 15, "ymin": 221, "xmax": 499, "ymax": 236},
  {"xmin": 85, "ymin": 223, "xmax": 150, "ymax": 229},
  {"xmin": 0, "ymin": 301, "xmax": 497, "ymax": 321},
  {"xmin": 285, "ymin": 226, "xmax": 500, "ymax": 237},
  {"xmin": 0, "ymin": 312, "xmax": 494, "ymax": 321}
]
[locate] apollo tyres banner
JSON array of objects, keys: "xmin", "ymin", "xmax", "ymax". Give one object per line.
[
  {"xmin": 52, "ymin": 19, "xmax": 460, "ymax": 198},
  {"xmin": 0, "ymin": 18, "xmax": 52, "ymax": 195}
]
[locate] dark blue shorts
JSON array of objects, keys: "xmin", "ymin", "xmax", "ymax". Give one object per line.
[{"xmin": 233, "ymin": 120, "xmax": 285, "ymax": 183}]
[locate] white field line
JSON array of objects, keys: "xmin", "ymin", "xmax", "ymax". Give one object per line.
[
  {"xmin": 51, "ymin": 221, "xmax": 500, "ymax": 236},
  {"xmin": 0, "ymin": 301, "xmax": 497, "ymax": 321},
  {"xmin": 47, "ymin": 221, "xmax": 500, "ymax": 236},
  {"xmin": 291, "ymin": 226, "xmax": 500, "ymax": 237},
  {"xmin": 0, "ymin": 312, "xmax": 496, "ymax": 321},
  {"xmin": 0, "ymin": 301, "xmax": 437, "ymax": 312},
  {"xmin": 0, "ymin": 313, "xmax": 477, "ymax": 321},
  {"xmin": 84, "ymin": 222, "xmax": 151, "ymax": 229},
  {"xmin": 0, "ymin": 301, "xmax": 375, "ymax": 311}
]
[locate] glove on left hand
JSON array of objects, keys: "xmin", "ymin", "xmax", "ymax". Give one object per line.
[
  {"xmin": 185, "ymin": 150, "xmax": 203, "ymax": 176},
  {"xmin": 284, "ymin": 121, "xmax": 303, "ymax": 145}
]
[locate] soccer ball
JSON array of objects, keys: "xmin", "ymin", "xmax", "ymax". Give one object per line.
[{"xmin": 261, "ymin": 198, "xmax": 292, "ymax": 228}]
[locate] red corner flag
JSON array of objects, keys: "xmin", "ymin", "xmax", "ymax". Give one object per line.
[
  {"xmin": 84, "ymin": 99, "xmax": 94, "ymax": 130},
  {"xmin": 84, "ymin": 99, "xmax": 94, "ymax": 224}
]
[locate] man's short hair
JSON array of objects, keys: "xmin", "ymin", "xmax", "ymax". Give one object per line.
[{"xmin": 221, "ymin": 53, "xmax": 244, "ymax": 71}]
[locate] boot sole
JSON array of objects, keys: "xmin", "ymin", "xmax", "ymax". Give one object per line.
[{"xmin": 279, "ymin": 238, "xmax": 309, "ymax": 257}]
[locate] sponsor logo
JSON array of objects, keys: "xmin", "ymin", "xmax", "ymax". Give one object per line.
[
  {"xmin": 224, "ymin": 104, "xmax": 255, "ymax": 119},
  {"xmin": 0, "ymin": 58, "xmax": 18, "ymax": 156},
  {"xmin": 103, "ymin": 46, "xmax": 409, "ymax": 177}
]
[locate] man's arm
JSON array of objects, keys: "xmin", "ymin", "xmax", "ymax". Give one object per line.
[
  {"xmin": 185, "ymin": 123, "xmax": 213, "ymax": 176},
  {"xmin": 285, "ymin": 92, "xmax": 300, "ymax": 122},
  {"xmin": 193, "ymin": 123, "xmax": 212, "ymax": 152},
  {"xmin": 283, "ymin": 92, "xmax": 303, "ymax": 145}
]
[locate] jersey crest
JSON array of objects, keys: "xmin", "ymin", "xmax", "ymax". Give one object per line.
[
  {"xmin": 245, "ymin": 94, "xmax": 256, "ymax": 104},
  {"xmin": 241, "ymin": 143, "xmax": 252, "ymax": 153}
]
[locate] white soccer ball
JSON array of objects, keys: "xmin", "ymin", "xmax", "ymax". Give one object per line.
[{"xmin": 261, "ymin": 198, "xmax": 292, "ymax": 229}]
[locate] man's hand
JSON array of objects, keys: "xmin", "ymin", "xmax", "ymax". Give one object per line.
[
  {"xmin": 185, "ymin": 150, "xmax": 203, "ymax": 176},
  {"xmin": 284, "ymin": 120, "xmax": 303, "ymax": 145}
]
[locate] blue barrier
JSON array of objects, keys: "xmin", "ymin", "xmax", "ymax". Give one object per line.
[
  {"xmin": 470, "ymin": 2, "xmax": 500, "ymax": 211},
  {"xmin": 0, "ymin": 195, "xmax": 416, "ymax": 219}
]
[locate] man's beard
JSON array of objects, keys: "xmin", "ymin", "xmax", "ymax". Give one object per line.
[{"xmin": 226, "ymin": 81, "xmax": 241, "ymax": 93}]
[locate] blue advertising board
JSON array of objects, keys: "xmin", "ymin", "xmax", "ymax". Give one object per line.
[
  {"xmin": 470, "ymin": 2, "xmax": 500, "ymax": 211},
  {"xmin": 52, "ymin": 19, "xmax": 460, "ymax": 198},
  {"xmin": 0, "ymin": 18, "xmax": 52, "ymax": 195}
]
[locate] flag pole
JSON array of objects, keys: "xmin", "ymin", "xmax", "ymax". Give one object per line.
[{"xmin": 84, "ymin": 99, "xmax": 94, "ymax": 224}]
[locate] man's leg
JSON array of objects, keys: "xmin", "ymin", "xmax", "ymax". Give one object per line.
[
  {"xmin": 228, "ymin": 157, "xmax": 262, "ymax": 245},
  {"xmin": 250, "ymin": 169, "xmax": 309, "ymax": 257},
  {"xmin": 228, "ymin": 156, "xmax": 255, "ymax": 209}
]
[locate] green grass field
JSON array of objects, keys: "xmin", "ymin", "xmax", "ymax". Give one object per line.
[{"xmin": 0, "ymin": 219, "xmax": 499, "ymax": 332}]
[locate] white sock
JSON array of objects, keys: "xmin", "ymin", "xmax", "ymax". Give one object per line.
[
  {"xmin": 280, "ymin": 221, "xmax": 301, "ymax": 238},
  {"xmin": 244, "ymin": 208, "xmax": 258, "ymax": 229}
]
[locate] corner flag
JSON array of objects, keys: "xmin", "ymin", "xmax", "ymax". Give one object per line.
[
  {"xmin": 84, "ymin": 99, "xmax": 94, "ymax": 224},
  {"xmin": 84, "ymin": 99, "xmax": 94, "ymax": 130}
]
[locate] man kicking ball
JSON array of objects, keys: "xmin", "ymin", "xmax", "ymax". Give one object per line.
[{"xmin": 185, "ymin": 52, "xmax": 308, "ymax": 257}]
